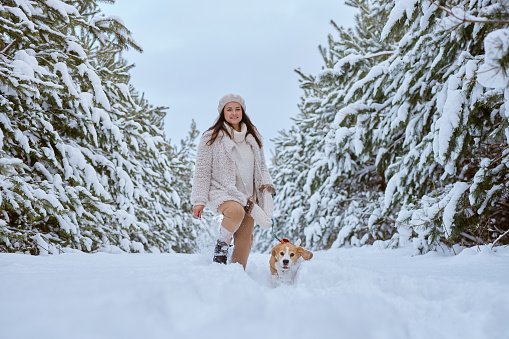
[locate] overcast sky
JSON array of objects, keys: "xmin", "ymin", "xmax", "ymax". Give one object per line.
[{"xmin": 101, "ymin": 0, "xmax": 356, "ymax": 156}]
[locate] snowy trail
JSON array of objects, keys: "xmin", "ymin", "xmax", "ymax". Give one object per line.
[{"xmin": 1, "ymin": 245, "xmax": 508, "ymax": 339}]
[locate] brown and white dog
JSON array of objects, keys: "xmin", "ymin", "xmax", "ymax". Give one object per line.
[{"xmin": 269, "ymin": 239, "xmax": 313, "ymax": 285}]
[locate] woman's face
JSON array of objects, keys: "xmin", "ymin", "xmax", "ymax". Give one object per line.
[{"xmin": 224, "ymin": 102, "xmax": 242, "ymax": 129}]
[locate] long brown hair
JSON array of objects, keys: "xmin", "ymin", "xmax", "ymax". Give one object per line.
[{"xmin": 205, "ymin": 107, "xmax": 263, "ymax": 148}]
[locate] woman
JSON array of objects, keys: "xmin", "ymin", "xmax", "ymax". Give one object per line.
[{"xmin": 191, "ymin": 93, "xmax": 275, "ymax": 269}]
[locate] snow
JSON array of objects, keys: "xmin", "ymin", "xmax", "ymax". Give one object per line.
[
  {"xmin": 13, "ymin": 50, "xmax": 50, "ymax": 78},
  {"xmin": 332, "ymin": 54, "xmax": 366, "ymax": 73},
  {"xmin": 436, "ymin": 89, "xmax": 464, "ymax": 165},
  {"xmin": 344, "ymin": 64, "xmax": 387, "ymax": 102},
  {"xmin": 66, "ymin": 41, "xmax": 87, "ymax": 59},
  {"xmin": 0, "ymin": 157, "xmax": 23, "ymax": 166},
  {"xmin": 1, "ymin": 245, "xmax": 508, "ymax": 339},
  {"xmin": 442, "ymin": 182, "xmax": 470, "ymax": 236},
  {"xmin": 90, "ymin": 15, "xmax": 125, "ymax": 28},
  {"xmin": 77, "ymin": 64, "xmax": 111, "ymax": 110},
  {"xmin": 437, "ymin": 5, "xmax": 493, "ymax": 31},
  {"xmin": 381, "ymin": 0, "xmax": 418, "ymax": 40},
  {"xmin": 171, "ymin": 190, "xmax": 181, "ymax": 206},
  {"xmin": 55, "ymin": 61, "xmax": 80, "ymax": 96},
  {"xmin": 44, "ymin": 0, "xmax": 79, "ymax": 23},
  {"xmin": 384, "ymin": 169, "xmax": 405, "ymax": 209},
  {"xmin": 5, "ymin": 5, "xmax": 34, "ymax": 30},
  {"xmin": 478, "ymin": 28, "xmax": 509, "ymax": 89},
  {"xmin": 33, "ymin": 188, "xmax": 64, "ymax": 211},
  {"xmin": 13, "ymin": 129, "xmax": 31, "ymax": 153},
  {"xmin": 11, "ymin": 59, "xmax": 35, "ymax": 78}
]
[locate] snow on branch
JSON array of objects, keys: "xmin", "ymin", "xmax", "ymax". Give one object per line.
[
  {"xmin": 431, "ymin": 2, "xmax": 509, "ymax": 92},
  {"xmin": 43, "ymin": 0, "xmax": 80, "ymax": 23},
  {"xmin": 381, "ymin": 0, "xmax": 419, "ymax": 40},
  {"xmin": 477, "ymin": 28, "xmax": 509, "ymax": 88},
  {"xmin": 430, "ymin": 0, "xmax": 509, "ymax": 30},
  {"xmin": 89, "ymin": 15, "xmax": 143, "ymax": 52}
]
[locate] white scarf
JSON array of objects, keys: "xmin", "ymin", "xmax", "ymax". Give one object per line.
[{"xmin": 226, "ymin": 122, "xmax": 254, "ymax": 197}]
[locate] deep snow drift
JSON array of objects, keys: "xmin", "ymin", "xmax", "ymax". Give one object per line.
[{"xmin": 1, "ymin": 244, "xmax": 508, "ymax": 339}]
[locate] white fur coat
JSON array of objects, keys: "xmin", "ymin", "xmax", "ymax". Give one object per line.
[{"xmin": 191, "ymin": 128, "xmax": 274, "ymax": 216}]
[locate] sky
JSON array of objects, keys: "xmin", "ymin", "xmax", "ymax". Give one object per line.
[{"xmin": 100, "ymin": 0, "xmax": 357, "ymax": 156}]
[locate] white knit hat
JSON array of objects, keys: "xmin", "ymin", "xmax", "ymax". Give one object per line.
[{"xmin": 218, "ymin": 94, "xmax": 246, "ymax": 113}]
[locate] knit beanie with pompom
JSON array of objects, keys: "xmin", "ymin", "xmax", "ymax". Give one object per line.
[{"xmin": 218, "ymin": 94, "xmax": 246, "ymax": 113}]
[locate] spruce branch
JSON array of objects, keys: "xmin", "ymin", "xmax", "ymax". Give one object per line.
[
  {"xmin": 491, "ymin": 228, "xmax": 509, "ymax": 248},
  {"xmin": 1, "ymin": 39, "xmax": 18, "ymax": 56},
  {"xmin": 432, "ymin": 181, "xmax": 457, "ymax": 255},
  {"xmin": 364, "ymin": 51, "xmax": 395, "ymax": 59},
  {"xmin": 475, "ymin": 218, "xmax": 491, "ymax": 251},
  {"xmin": 429, "ymin": 0, "xmax": 509, "ymax": 28}
]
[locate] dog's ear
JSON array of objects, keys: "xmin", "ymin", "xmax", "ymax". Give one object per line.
[
  {"xmin": 297, "ymin": 247, "xmax": 313, "ymax": 260},
  {"xmin": 271, "ymin": 248, "xmax": 276, "ymax": 257}
]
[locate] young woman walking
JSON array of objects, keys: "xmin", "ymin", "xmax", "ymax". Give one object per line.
[{"xmin": 191, "ymin": 94, "xmax": 275, "ymax": 269}]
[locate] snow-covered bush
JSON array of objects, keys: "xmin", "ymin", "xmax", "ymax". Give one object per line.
[
  {"xmin": 260, "ymin": 0, "xmax": 508, "ymax": 253},
  {"xmin": 0, "ymin": 0, "xmax": 200, "ymax": 254}
]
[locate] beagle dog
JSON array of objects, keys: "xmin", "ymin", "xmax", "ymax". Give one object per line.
[{"xmin": 269, "ymin": 239, "xmax": 313, "ymax": 285}]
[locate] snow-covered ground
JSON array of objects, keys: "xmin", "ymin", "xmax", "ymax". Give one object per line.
[{"xmin": 1, "ymin": 244, "xmax": 508, "ymax": 339}]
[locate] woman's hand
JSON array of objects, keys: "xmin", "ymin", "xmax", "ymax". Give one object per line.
[{"xmin": 193, "ymin": 205, "xmax": 205, "ymax": 218}]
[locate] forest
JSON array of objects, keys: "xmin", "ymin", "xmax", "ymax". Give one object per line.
[{"xmin": 1, "ymin": 0, "xmax": 508, "ymax": 255}]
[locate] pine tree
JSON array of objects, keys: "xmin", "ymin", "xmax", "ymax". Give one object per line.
[
  {"xmin": 372, "ymin": 0, "xmax": 509, "ymax": 252},
  {"xmin": 0, "ymin": 0, "xmax": 200, "ymax": 254},
  {"xmin": 263, "ymin": 0, "xmax": 509, "ymax": 253},
  {"xmin": 256, "ymin": 0, "xmax": 398, "ymax": 251}
]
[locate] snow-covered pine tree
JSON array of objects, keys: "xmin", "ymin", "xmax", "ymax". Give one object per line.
[
  {"xmin": 264, "ymin": 0, "xmax": 508, "ymax": 253},
  {"xmin": 369, "ymin": 0, "xmax": 509, "ymax": 252},
  {"xmin": 0, "ymin": 0, "xmax": 199, "ymax": 254},
  {"xmin": 256, "ymin": 0, "xmax": 399, "ymax": 251}
]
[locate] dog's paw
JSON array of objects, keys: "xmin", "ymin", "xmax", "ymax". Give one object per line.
[{"xmin": 270, "ymin": 274, "xmax": 280, "ymax": 287}]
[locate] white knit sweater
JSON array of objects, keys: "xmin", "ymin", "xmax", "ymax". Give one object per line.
[{"xmin": 229, "ymin": 123, "xmax": 254, "ymax": 197}]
